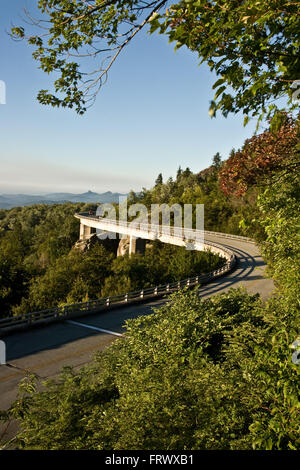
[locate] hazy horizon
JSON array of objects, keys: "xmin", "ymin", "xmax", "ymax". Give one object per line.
[
  {"xmin": 1, "ymin": 2, "xmax": 259, "ymax": 198},
  {"xmin": 0, "ymin": 189, "xmax": 129, "ymax": 196}
]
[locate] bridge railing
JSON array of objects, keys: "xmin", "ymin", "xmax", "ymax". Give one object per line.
[
  {"xmin": 0, "ymin": 246, "xmax": 235, "ymax": 335},
  {"xmin": 75, "ymin": 213, "xmax": 255, "ymax": 243}
]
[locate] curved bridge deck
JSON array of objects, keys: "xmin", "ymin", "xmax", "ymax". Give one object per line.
[
  {"xmin": 75, "ymin": 213, "xmax": 273, "ymax": 299},
  {"xmin": 202, "ymin": 233, "xmax": 274, "ymax": 300}
]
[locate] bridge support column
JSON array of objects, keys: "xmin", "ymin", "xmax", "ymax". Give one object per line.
[
  {"xmin": 129, "ymin": 236, "xmax": 146, "ymax": 256},
  {"xmin": 79, "ymin": 223, "xmax": 96, "ymax": 241}
]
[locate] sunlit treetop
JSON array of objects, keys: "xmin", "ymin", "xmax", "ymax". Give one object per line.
[
  {"xmin": 219, "ymin": 114, "xmax": 300, "ymax": 196},
  {"xmin": 11, "ymin": 0, "xmax": 300, "ymax": 127}
]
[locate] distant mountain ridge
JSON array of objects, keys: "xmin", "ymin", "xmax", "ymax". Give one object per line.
[{"xmin": 0, "ymin": 190, "xmax": 128, "ymax": 209}]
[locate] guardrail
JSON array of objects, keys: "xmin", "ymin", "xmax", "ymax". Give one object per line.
[
  {"xmin": 0, "ymin": 239, "xmax": 236, "ymax": 336},
  {"xmin": 75, "ymin": 213, "xmax": 255, "ymax": 243}
]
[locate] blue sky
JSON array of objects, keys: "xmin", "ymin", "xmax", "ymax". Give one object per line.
[{"xmin": 0, "ymin": 1, "xmax": 258, "ymax": 194}]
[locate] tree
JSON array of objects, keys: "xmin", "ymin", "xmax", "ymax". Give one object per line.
[
  {"xmin": 182, "ymin": 167, "xmax": 192, "ymax": 178},
  {"xmin": 11, "ymin": 0, "xmax": 169, "ymax": 114},
  {"xmin": 176, "ymin": 165, "xmax": 183, "ymax": 180},
  {"xmin": 257, "ymin": 167, "xmax": 300, "ymax": 302},
  {"xmin": 155, "ymin": 173, "xmax": 163, "ymax": 186},
  {"xmin": 219, "ymin": 115, "xmax": 299, "ymax": 196},
  {"xmin": 11, "ymin": 1, "xmax": 300, "ymax": 124},
  {"xmin": 154, "ymin": 0, "xmax": 300, "ymax": 128},
  {"xmin": 212, "ymin": 152, "xmax": 222, "ymax": 169}
]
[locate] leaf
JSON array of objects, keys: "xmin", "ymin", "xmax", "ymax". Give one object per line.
[{"xmin": 212, "ymin": 78, "xmax": 226, "ymax": 90}]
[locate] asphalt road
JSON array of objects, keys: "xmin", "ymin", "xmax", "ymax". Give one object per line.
[{"xmin": 0, "ymin": 234, "xmax": 274, "ymax": 444}]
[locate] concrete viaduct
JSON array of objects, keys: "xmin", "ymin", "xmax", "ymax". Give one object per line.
[{"xmin": 75, "ymin": 212, "xmax": 231, "ymax": 260}]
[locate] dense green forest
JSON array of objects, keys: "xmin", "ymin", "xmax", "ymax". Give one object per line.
[
  {"xmin": 0, "ymin": 192, "xmax": 226, "ymax": 319},
  {"xmin": 1, "ymin": 115, "xmax": 299, "ymax": 450}
]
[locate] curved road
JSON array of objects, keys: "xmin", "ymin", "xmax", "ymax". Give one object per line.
[{"xmin": 0, "ymin": 234, "xmax": 274, "ymax": 444}]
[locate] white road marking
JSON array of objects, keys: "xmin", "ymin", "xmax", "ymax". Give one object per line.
[{"xmin": 66, "ymin": 320, "xmax": 123, "ymax": 337}]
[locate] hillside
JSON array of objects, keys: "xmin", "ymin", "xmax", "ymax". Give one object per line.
[{"xmin": 0, "ymin": 190, "xmax": 128, "ymax": 209}]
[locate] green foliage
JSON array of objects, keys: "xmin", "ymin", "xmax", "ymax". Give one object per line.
[
  {"xmin": 12, "ymin": 1, "xmax": 300, "ymax": 124},
  {"xmin": 257, "ymin": 169, "xmax": 300, "ymax": 304},
  {"xmin": 0, "ymin": 256, "xmax": 28, "ymax": 316},
  {"xmin": 0, "ymin": 202, "xmax": 224, "ymax": 317},
  {"xmin": 249, "ymin": 295, "xmax": 300, "ymax": 450},
  {"xmin": 212, "ymin": 152, "xmax": 222, "ymax": 169},
  {"xmin": 101, "ymin": 241, "xmax": 224, "ymax": 297},
  {"xmin": 156, "ymin": 0, "xmax": 300, "ymax": 127},
  {"xmin": 13, "ymin": 244, "xmax": 115, "ymax": 314},
  {"xmin": 4, "ymin": 288, "xmax": 299, "ymax": 450},
  {"xmin": 0, "ymin": 202, "xmax": 107, "ymax": 316},
  {"xmin": 155, "ymin": 173, "xmax": 163, "ymax": 187},
  {"xmin": 11, "ymin": 1, "xmax": 170, "ymax": 114},
  {"xmin": 0, "ymin": 203, "xmax": 84, "ymax": 316},
  {"xmin": 136, "ymin": 164, "xmax": 261, "ymax": 236}
]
